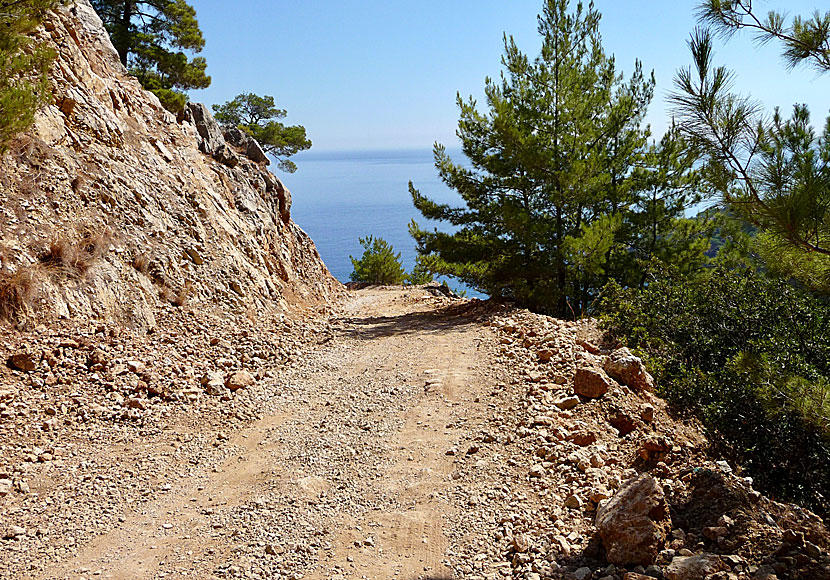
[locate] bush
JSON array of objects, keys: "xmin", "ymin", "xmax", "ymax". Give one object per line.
[
  {"xmin": 599, "ymin": 266, "xmax": 830, "ymax": 515},
  {"xmin": 349, "ymin": 236, "xmax": 406, "ymax": 285},
  {"xmin": 0, "ymin": 267, "xmax": 41, "ymax": 323},
  {"xmin": 0, "ymin": 1, "xmax": 59, "ymax": 152}
]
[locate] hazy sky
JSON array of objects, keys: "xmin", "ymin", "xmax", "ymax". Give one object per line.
[{"xmin": 187, "ymin": 0, "xmax": 828, "ymax": 152}]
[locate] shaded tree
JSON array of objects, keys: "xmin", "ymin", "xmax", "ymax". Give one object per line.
[
  {"xmin": 213, "ymin": 93, "xmax": 311, "ymax": 173},
  {"xmin": 91, "ymin": 0, "xmax": 210, "ymax": 113}
]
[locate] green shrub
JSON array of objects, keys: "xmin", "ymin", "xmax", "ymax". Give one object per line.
[
  {"xmin": 600, "ymin": 266, "xmax": 830, "ymax": 515},
  {"xmin": 0, "ymin": 0, "xmax": 60, "ymax": 152},
  {"xmin": 349, "ymin": 236, "xmax": 406, "ymax": 285}
]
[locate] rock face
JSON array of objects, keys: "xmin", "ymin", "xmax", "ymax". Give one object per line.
[
  {"xmin": 664, "ymin": 554, "xmax": 727, "ymax": 580},
  {"xmin": 595, "ymin": 474, "xmax": 672, "ymax": 566},
  {"xmin": 604, "ymin": 347, "xmax": 655, "ymax": 392},
  {"xmin": 0, "ymin": 1, "xmax": 341, "ymax": 329}
]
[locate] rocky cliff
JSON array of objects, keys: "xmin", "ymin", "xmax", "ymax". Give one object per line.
[{"xmin": 0, "ymin": 0, "xmax": 342, "ymax": 330}]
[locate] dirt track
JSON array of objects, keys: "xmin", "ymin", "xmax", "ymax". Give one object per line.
[{"xmin": 39, "ymin": 287, "xmax": 506, "ymax": 580}]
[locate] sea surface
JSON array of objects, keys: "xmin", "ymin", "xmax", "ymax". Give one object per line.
[{"xmin": 285, "ymin": 148, "xmax": 482, "ymax": 296}]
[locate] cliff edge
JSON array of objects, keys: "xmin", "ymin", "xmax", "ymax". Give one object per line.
[{"xmin": 0, "ymin": 0, "xmax": 342, "ymax": 330}]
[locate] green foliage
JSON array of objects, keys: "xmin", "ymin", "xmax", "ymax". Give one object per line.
[
  {"xmin": 91, "ymin": 0, "xmax": 210, "ymax": 113},
  {"xmin": 410, "ymin": 0, "xmax": 705, "ymax": 317},
  {"xmin": 697, "ymin": 0, "xmax": 830, "ymax": 73},
  {"xmin": 600, "ymin": 267, "xmax": 830, "ymax": 514},
  {"xmin": 672, "ymin": 20, "xmax": 830, "ymax": 290},
  {"xmin": 213, "ymin": 93, "xmax": 311, "ymax": 173},
  {"xmin": 405, "ymin": 254, "xmax": 436, "ymax": 286},
  {"xmin": 349, "ymin": 236, "xmax": 406, "ymax": 285},
  {"xmin": 0, "ymin": 0, "xmax": 59, "ymax": 151}
]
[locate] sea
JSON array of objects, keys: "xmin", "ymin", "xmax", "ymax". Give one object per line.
[{"xmin": 285, "ymin": 148, "xmax": 483, "ymax": 296}]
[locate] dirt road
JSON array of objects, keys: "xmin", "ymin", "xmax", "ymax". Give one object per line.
[{"xmin": 41, "ymin": 287, "xmax": 507, "ymax": 580}]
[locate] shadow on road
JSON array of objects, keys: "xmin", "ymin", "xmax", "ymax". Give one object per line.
[{"xmin": 339, "ymin": 300, "xmax": 486, "ymax": 340}]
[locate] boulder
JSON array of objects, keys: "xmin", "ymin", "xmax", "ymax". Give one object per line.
[
  {"xmin": 222, "ymin": 126, "xmax": 269, "ymax": 165},
  {"xmin": 212, "ymin": 143, "xmax": 239, "ymax": 167},
  {"xmin": 596, "ymin": 474, "xmax": 672, "ymax": 566},
  {"xmin": 225, "ymin": 370, "xmax": 255, "ymax": 391},
  {"xmin": 183, "ymin": 102, "xmax": 225, "ymax": 155},
  {"xmin": 245, "ymin": 137, "xmax": 269, "ymax": 164},
  {"xmin": 7, "ymin": 352, "xmax": 37, "ymax": 372},
  {"xmin": 604, "ymin": 347, "xmax": 655, "ymax": 392},
  {"xmin": 574, "ymin": 367, "xmax": 613, "ymax": 398},
  {"xmin": 664, "ymin": 554, "xmax": 728, "ymax": 580}
]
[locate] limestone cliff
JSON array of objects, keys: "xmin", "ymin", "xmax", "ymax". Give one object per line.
[{"xmin": 0, "ymin": 0, "xmax": 342, "ymax": 329}]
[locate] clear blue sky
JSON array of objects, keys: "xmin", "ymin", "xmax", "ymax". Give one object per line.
[{"xmin": 188, "ymin": 0, "xmax": 827, "ymax": 152}]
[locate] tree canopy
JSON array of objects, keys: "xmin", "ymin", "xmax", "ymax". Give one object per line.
[
  {"xmin": 213, "ymin": 93, "xmax": 311, "ymax": 173},
  {"xmin": 697, "ymin": 0, "xmax": 830, "ymax": 73},
  {"xmin": 0, "ymin": 0, "xmax": 59, "ymax": 151},
  {"xmin": 349, "ymin": 236, "xmax": 406, "ymax": 285},
  {"xmin": 91, "ymin": 0, "xmax": 210, "ymax": 113},
  {"xmin": 409, "ymin": 0, "xmax": 704, "ymax": 317},
  {"xmin": 672, "ymin": 7, "xmax": 830, "ymax": 289}
]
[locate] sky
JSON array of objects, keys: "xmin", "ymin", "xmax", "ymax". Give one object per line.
[{"xmin": 187, "ymin": 0, "xmax": 828, "ymax": 152}]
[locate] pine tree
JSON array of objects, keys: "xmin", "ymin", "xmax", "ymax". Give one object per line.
[
  {"xmin": 0, "ymin": 0, "xmax": 59, "ymax": 151},
  {"xmin": 212, "ymin": 93, "xmax": 311, "ymax": 173},
  {"xmin": 409, "ymin": 0, "xmax": 661, "ymax": 316},
  {"xmin": 90, "ymin": 0, "xmax": 210, "ymax": 113},
  {"xmin": 349, "ymin": 236, "xmax": 406, "ymax": 285}
]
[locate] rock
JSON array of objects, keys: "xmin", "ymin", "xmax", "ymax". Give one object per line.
[
  {"xmin": 555, "ymin": 396, "xmax": 580, "ymax": 410},
  {"xmin": 604, "ymin": 347, "xmax": 655, "ymax": 392},
  {"xmin": 225, "ymin": 370, "xmax": 255, "ymax": 391},
  {"xmin": 0, "ymin": 479, "xmax": 12, "ymax": 496},
  {"xmin": 184, "ymin": 102, "xmax": 225, "ymax": 155},
  {"xmin": 512, "ymin": 533, "xmax": 529, "ymax": 553},
  {"xmin": 538, "ymin": 349, "xmax": 554, "ymax": 362},
  {"xmin": 664, "ymin": 554, "xmax": 727, "ymax": 580},
  {"xmin": 569, "ymin": 431, "xmax": 597, "ymax": 447},
  {"xmin": 564, "ymin": 494, "xmax": 583, "ymax": 509},
  {"xmin": 126, "ymin": 360, "xmax": 146, "ymax": 374},
  {"xmin": 574, "ymin": 567, "xmax": 592, "ymax": 580},
  {"xmin": 595, "ymin": 474, "xmax": 672, "ymax": 566},
  {"xmin": 203, "ymin": 373, "xmax": 227, "ymax": 396},
  {"xmin": 577, "ymin": 339, "xmax": 601, "ymax": 354},
  {"xmin": 245, "ymin": 137, "xmax": 269, "ymax": 164},
  {"xmin": 529, "ymin": 464, "xmax": 546, "ymax": 478},
  {"xmin": 4, "ymin": 525, "xmax": 26, "ymax": 539},
  {"xmin": 7, "ymin": 352, "xmax": 37, "ymax": 372},
  {"xmin": 212, "ymin": 143, "xmax": 239, "ymax": 167},
  {"xmin": 574, "ymin": 367, "xmax": 613, "ymax": 398},
  {"xmin": 641, "ymin": 404, "xmax": 655, "ymax": 423},
  {"xmin": 623, "ymin": 574, "xmax": 653, "ymax": 580},
  {"xmin": 703, "ymin": 526, "xmax": 728, "ymax": 540},
  {"xmin": 609, "ymin": 413, "xmax": 638, "ymax": 436}
]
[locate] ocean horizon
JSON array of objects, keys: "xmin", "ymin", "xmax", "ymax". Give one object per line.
[{"xmin": 285, "ymin": 148, "xmax": 484, "ymax": 296}]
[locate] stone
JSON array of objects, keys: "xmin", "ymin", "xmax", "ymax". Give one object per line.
[
  {"xmin": 0, "ymin": 479, "xmax": 12, "ymax": 496},
  {"xmin": 246, "ymin": 137, "xmax": 269, "ymax": 165},
  {"xmin": 664, "ymin": 554, "xmax": 728, "ymax": 580},
  {"xmin": 7, "ymin": 352, "xmax": 37, "ymax": 372},
  {"xmin": 126, "ymin": 360, "xmax": 146, "ymax": 374},
  {"xmin": 201, "ymin": 372, "xmax": 227, "ymax": 396},
  {"xmin": 529, "ymin": 464, "xmax": 546, "ymax": 478},
  {"xmin": 555, "ymin": 396, "xmax": 580, "ymax": 410},
  {"xmin": 225, "ymin": 370, "xmax": 255, "ymax": 391},
  {"xmin": 512, "ymin": 533, "xmax": 529, "ymax": 553},
  {"xmin": 574, "ymin": 567, "xmax": 592, "ymax": 580},
  {"xmin": 574, "ymin": 367, "xmax": 613, "ymax": 398},
  {"xmin": 212, "ymin": 143, "xmax": 239, "ymax": 167},
  {"xmin": 624, "ymin": 574, "xmax": 653, "ymax": 580},
  {"xmin": 595, "ymin": 474, "xmax": 671, "ymax": 566},
  {"xmin": 604, "ymin": 347, "xmax": 655, "ymax": 392},
  {"xmin": 564, "ymin": 494, "xmax": 583, "ymax": 509},
  {"xmin": 570, "ymin": 431, "xmax": 598, "ymax": 446},
  {"xmin": 4, "ymin": 525, "xmax": 26, "ymax": 539},
  {"xmin": 184, "ymin": 102, "xmax": 225, "ymax": 155},
  {"xmin": 641, "ymin": 404, "xmax": 655, "ymax": 423}
]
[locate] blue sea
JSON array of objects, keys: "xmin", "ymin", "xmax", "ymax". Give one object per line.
[{"xmin": 286, "ymin": 148, "xmax": 482, "ymax": 296}]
